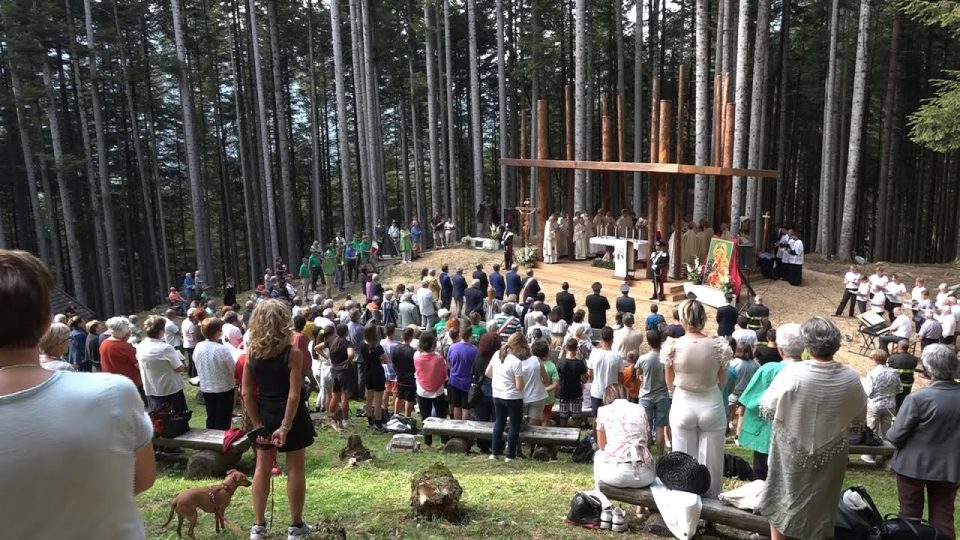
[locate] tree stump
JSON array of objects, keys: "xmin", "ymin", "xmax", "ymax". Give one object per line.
[
  {"xmin": 338, "ymin": 434, "xmax": 372, "ymax": 461},
  {"xmin": 410, "ymin": 462, "xmax": 464, "ymax": 522}
]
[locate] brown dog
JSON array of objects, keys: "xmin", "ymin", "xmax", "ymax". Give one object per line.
[{"xmin": 161, "ymin": 469, "xmax": 252, "ymax": 538}]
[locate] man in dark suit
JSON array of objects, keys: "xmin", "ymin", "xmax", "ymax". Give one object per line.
[
  {"xmin": 521, "ymin": 269, "xmax": 541, "ymax": 302},
  {"xmin": 556, "ymin": 282, "xmax": 576, "ymax": 324},
  {"xmin": 649, "ymin": 241, "xmax": 669, "ymax": 301},
  {"xmin": 451, "ymin": 268, "xmax": 467, "ymax": 317},
  {"xmin": 616, "ymin": 283, "xmax": 636, "ymax": 315},
  {"xmin": 489, "ymin": 263, "xmax": 505, "ymax": 300},
  {"xmin": 585, "ymin": 282, "xmax": 611, "ymax": 329},
  {"xmin": 439, "ymin": 264, "xmax": 452, "ymax": 311},
  {"xmin": 472, "ymin": 264, "xmax": 489, "ymax": 295},
  {"xmin": 505, "ymin": 264, "xmax": 522, "ymax": 299},
  {"xmin": 716, "ymin": 292, "xmax": 739, "ymax": 337},
  {"xmin": 464, "ymin": 279, "xmax": 485, "ymax": 318}
]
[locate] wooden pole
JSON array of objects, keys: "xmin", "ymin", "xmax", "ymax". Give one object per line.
[
  {"xmin": 601, "ymin": 94, "xmax": 611, "ymax": 213},
  {"xmin": 658, "ymin": 100, "xmax": 671, "ymax": 274},
  {"xmin": 677, "ymin": 65, "xmax": 685, "ymax": 165},
  {"xmin": 520, "ymin": 108, "xmax": 528, "ymax": 207},
  {"xmin": 565, "ymin": 85, "xmax": 575, "ymax": 256},
  {"xmin": 712, "ymin": 74, "xmax": 722, "ymax": 166},
  {"xmin": 715, "ymin": 102, "xmax": 735, "ymax": 231},
  {"xmin": 647, "ymin": 79, "xmax": 661, "ymax": 277},
  {"xmin": 676, "ymin": 66, "xmax": 686, "ymax": 279},
  {"xmin": 536, "ymin": 99, "xmax": 549, "ymax": 238},
  {"xmin": 617, "ymin": 94, "xmax": 626, "ymax": 208}
]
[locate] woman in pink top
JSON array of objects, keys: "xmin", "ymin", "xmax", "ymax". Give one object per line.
[
  {"xmin": 594, "ymin": 384, "xmax": 655, "ymax": 509},
  {"xmin": 414, "ymin": 332, "xmax": 448, "ymax": 446},
  {"xmin": 663, "ymin": 299, "xmax": 732, "ymax": 498}
]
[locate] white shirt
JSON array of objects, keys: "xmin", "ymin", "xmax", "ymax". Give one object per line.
[
  {"xmin": 938, "ymin": 313, "xmax": 957, "ymax": 337},
  {"xmin": 181, "ymin": 319, "xmax": 198, "ymax": 349},
  {"xmin": 525, "ymin": 323, "xmax": 550, "ymax": 344},
  {"xmin": 871, "ymin": 291, "xmax": 887, "ymax": 313},
  {"xmin": 776, "ymin": 234, "xmax": 790, "ymax": 260},
  {"xmin": 869, "ymin": 274, "xmax": 889, "ymax": 291},
  {"xmin": 0, "ymin": 372, "xmax": 152, "ymax": 539},
  {"xmin": 416, "ymin": 287, "xmax": 436, "ymax": 316},
  {"xmin": 885, "ymin": 282, "xmax": 907, "ymax": 304},
  {"xmin": 588, "ymin": 348, "xmax": 623, "ymax": 400},
  {"xmin": 490, "ymin": 351, "xmax": 523, "ymax": 400},
  {"xmin": 222, "ymin": 323, "xmax": 243, "ymax": 349},
  {"xmin": 911, "ymin": 286, "xmax": 927, "ymax": 305},
  {"xmin": 731, "ymin": 327, "xmax": 758, "ymax": 348},
  {"xmin": 164, "ymin": 318, "xmax": 182, "ymax": 348},
  {"xmin": 192, "ymin": 340, "xmax": 237, "ymax": 393},
  {"xmin": 519, "ymin": 357, "xmax": 549, "ymax": 403},
  {"xmin": 936, "ymin": 292, "xmax": 949, "ymax": 309},
  {"xmin": 786, "ymin": 238, "xmax": 804, "ymax": 265},
  {"xmin": 137, "ymin": 337, "xmax": 185, "ymax": 397},
  {"xmin": 844, "ymin": 271, "xmax": 861, "ymax": 291},
  {"xmin": 888, "ymin": 314, "xmax": 913, "ymax": 339}
]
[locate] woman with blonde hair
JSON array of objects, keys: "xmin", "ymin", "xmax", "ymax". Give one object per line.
[
  {"xmin": 243, "ymin": 299, "xmax": 315, "ymax": 540},
  {"xmin": 39, "ymin": 322, "xmax": 75, "ymax": 371},
  {"xmin": 664, "ymin": 299, "xmax": 732, "ymax": 498},
  {"xmin": 486, "ymin": 331, "xmax": 529, "ymax": 461}
]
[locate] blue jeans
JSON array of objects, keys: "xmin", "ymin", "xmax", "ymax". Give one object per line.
[
  {"xmin": 471, "ymin": 393, "xmax": 494, "ymax": 453},
  {"xmin": 336, "ymin": 269, "xmax": 345, "ymax": 290},
  {"xmin": 492, "ymin": 397, "xmax": 523, "ymax": 458}
]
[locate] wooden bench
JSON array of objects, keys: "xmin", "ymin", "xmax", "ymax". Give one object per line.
[
  {"xmin": 598, "ymin": 483, "xmax": 770, "ymax": 535},
  {"xmin": 848, "ymin": 441, "xmax": 896, "ymax": 465},
  {"xmin": 155, "ymin": 429, "xmax": 251, "ymax": 480},
  {"xmin": 421, "ymin": 418, "xmax": 580, "ymax": 450}
]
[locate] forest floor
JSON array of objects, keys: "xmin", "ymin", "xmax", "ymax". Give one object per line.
[{"xmin": 134, "ymin": 246, "xmax": 960, "ymax": 539}]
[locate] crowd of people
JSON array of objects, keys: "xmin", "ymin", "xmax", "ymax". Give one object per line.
[{"xmin": 4, "ymin": 243, "xmax": 960, "ymax": 540}]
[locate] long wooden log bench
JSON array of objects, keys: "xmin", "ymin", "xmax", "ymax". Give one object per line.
[
  {"xmin": 848, "ymin": 441, "xmax": 896, "ymax": 463},
  {"xmin": 155, "ymin": 429, "xmax": 251, "ymax": 480},
  {"xmin": 422, "ymin": 417, "xmax": 580, "ymax": 451},
  {"xmin": 598, "ymin": 482, "xmax": 770, "ymax": 535}
]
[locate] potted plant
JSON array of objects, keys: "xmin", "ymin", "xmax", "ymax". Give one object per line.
[
  {"xmin": 516, "ymin": 245, "xmax": 539, "ymax": 267},
  {"xmin": 685, "ymin": 257, "xmax": 704, "ymax": 285}
]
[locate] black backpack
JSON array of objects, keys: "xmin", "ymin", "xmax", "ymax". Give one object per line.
[
  {"xmin": 571, "ymin": 434, "xmax": 595, "ymax": 464},
  {"xmin": 835, "ymin": 485, "xmax": 945, "ymax": 540},
  {"xmin": 565, "ymin": 491, "xmax": 602, "ymax": 528}
]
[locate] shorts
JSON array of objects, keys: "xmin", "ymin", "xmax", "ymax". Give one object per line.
[
  {"xmin": 384, "ymin": 380, "xmax": 398, "ymax": 394},
  {"xmin": 396, "ymin": 384, "xmax": 417, "ymax": 403},
  {"xmin": 640, "ymin": 395, "xmax": 672, "ymax": 428},
  {"xmin": 448, "ymin": 386, "xmax": 470, "ymax": 409},
  {"xmin": 524, "ymin": 399, "xmax": 546, "ymax": 421},
  {"xmin": 330, "ymin": 368, "xmax": 354, "ymax": 394},
  {"xmin": 365, "ymin": 371, "xmax": 386, "ymax": 392},
  {"xmin": 556, "ymin": 398, "xmax": 583, "ymax": 419}
]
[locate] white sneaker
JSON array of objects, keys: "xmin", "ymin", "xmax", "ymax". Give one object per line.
[
  {"xmin": 612, "ymin": 506, "xmax": 627, "ymax": 532},
  {"xmin": 861, "ymin": 455, "xmax": 879, "ymax": 465},
  {"xmin": 600, "ymin": 507, "xmax": 612, "ymax": 530},
  {"xmin": 250, "ymin": 524, "xmax": 268, "ymax": 540},
  {"xmin": 287, "ymin": 522, "xmax": 312, "ymax": 539},
  {"xmin": 504, "ymin": 457, "xmax": 513, "ymax": 463},
  {"xmin": 488, "ymin": 454, "xmax": 496, "ymax": 460}
]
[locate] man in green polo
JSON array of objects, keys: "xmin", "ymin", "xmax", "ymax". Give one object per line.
[
  {"xmin": 298, "ymin": 257, "xmax": 311, "ymax": 298},
  {"xmin": 322, "ymin": 244, "xmax": 337, "ymax": 298},
  {"xmin": 308, "ymin": 249, "xmax": 323, "ymax": 293}
]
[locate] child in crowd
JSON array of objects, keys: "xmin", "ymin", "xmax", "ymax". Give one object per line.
[
  {"xmin": 636, "ymin": 330, "xmax": 670, "ymax": 455},
  {"xmin": 555, "ymin": 338, "xmax": 588, "ymax": 428},
  {"xmin": 620, "ymin": 351, "xmax": 641, "ymax": 403},
  {"xmin": 645, "ymin": 304, "xmax": 665, "ymax": 331}
]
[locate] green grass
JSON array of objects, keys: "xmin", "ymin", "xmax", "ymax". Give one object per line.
[{"xmin": 138, "ymin": 385, "xmax": 928, "ymax": 539}]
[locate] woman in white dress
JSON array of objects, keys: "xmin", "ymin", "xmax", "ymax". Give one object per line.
[
  {"xmin": 543, "ymin": 214, "xmax": 558, "ymax": 264},
  {"xmin": 574, "ymin": 216, "xmax": 587, "ymax": 260}
]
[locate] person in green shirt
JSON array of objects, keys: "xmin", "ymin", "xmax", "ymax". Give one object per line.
[
  {"xmin": 433, "ymin": 309, "xmax": 451, "ymax": 337},
  {"xmin": 321, "ymin": 246, "xmax": 337, "ymax": 298},
  {"xmin": 735, "ymin": 323, "xmax": 802, "ymax": 480},
  {"xmin": 469, "ymin": 312, "xmax": 486, "ymax": 345},
  {"xmin": 542, "ymin": 355, "xmax": 560, "ymax": 426},
  {"xmin": 298, "ymin": 257, "xmax": 310, "ymax": 298},
  {"xmin": 357, "ymin": 235, "xmax": 372, "ymax": 269},
  {"xmin": 308, "ymin": 251, "xmax": 323, "ymax": 293},
  {"xmin": 399, "ymin": 227, "xmax": 412, "ymax": 264}
]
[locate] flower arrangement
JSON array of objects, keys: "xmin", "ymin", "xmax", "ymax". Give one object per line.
[
  {"xmin": 685, "ymin": 257, "xmax": 703, "ymax": 285},
  {"xmin": 719, "ymin": 274, "xmax": 733, "ymax": 293},
  {"xmin": 488, "ymin": 224, "xmax": 501, "ymax": 241},
  {"xmin": 516, "ymin": 245, "xmax": 538, "ymax": 265}
]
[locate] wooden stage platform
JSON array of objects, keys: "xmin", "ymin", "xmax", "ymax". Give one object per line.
[{"xmin": 530, "ymin": 259, "xmax": 686, "ymax": 324}]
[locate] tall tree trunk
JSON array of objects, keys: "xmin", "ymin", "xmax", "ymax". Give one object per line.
[
  {"xmin": 817, "ymin": 0, "xmax": 840, "ymax": 255},
  {"xmin": 8, "ymin": 63, "xmax": 50, "ymax": 266},
  {"xmin": 467, "ymin": 0, "xmax": 484, "ymax": 235},
  {"xmin": 573, "ymin": 0, "xmax": 587, "ymax": 211},
  {"xmin": 307, "ymin": 0, "xmax": 324, "ymax": 246},
  {"xmin": 361, "ymin": 0, "xmax": 385, "ymax": 230},
  {"xmin": 745, "ymin": 0, "xmax": 769, "ymax": 243},
  {"xmin": 443, "ymin": 0, "xmax": 459, "ymax": 229},
  {"xmin": 35, "ymin": 108, "xmax": 64, "ymax": 286},
  {"xmin": 42, "ymin": 59, "xmax": 86, "ymax": 303},
  {"xmin": 632, "ymin": 0, "xmax": 644, "ymax": 216},
  {"xmin": 400, "ymin": 104, "xmax": 412, "ymax": 225},
  {"xmin": 265, "ymin": 0, "xmax": 298, "ymax": 265},
  {"xmin": 424, "ymin": 0, "xmax": 442, "ymax": 224},
  {"xmin": 84, "ymin": 0, "xmax": 124, "ymax": 312},
  {"xmin": 348, "ymin": 0, "xmax": 372, "ymax": 234},
  {"xmin": 874, "ymin": 13, "xmax": 899, "ymax": 261},
  {"xmin": 330, "ymin": 0, "xmax": 355, "ymax": 240},
  {"xmin": 497, "ymin": 0, "xmax": 508, "ymax": 223},
  {"xmin": 730, "ymin": 0, "xmax": 751, "ymax": 235},
  {"xmin": 721, "ymin": 0, "xmax": 733, "ymax": 74},
  {"xmin": 837, "ymin": 0, "xmax": 872, "ymax": 258},
  {"xmin": 171, "ymin": 0, "xmax": 215, "ymax": 291},
  {"xmin": 247, "ymin": 0, "xmax": 280, "ymax": 263},
  {"xmin": 693, "ymin": 0, "xmax": 709, "ymax": 222},
  {"xmin": 231, "ymin": 0, "xmax": 260, "ymax": 287},
  {"xmin": 407, "ymin": 6, "xmax": 426, "ymax": 227},
  {"xmin": 113, "ymin": 4, "xmax": 164, "ymax": 303},
  {"xmin": 774, "ymin": 0, "xmax": 791, "ymax": 225}
]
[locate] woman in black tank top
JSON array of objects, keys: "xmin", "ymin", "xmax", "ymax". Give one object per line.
[
  {"xmin": 327, "ymin": 324, "xmax": 355, "ymax": 429},
  {"xmin": 241, "ymin": 300, "xmax": 315, "ymax": 538}
]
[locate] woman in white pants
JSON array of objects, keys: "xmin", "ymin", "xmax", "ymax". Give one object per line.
[
  {"xmin": 663, "ymin": 299, "xmax": 732, "ymax": 498},
  {"xmin": 593, "ymin": 383, "xmax": 656, "ymax": 508}
]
